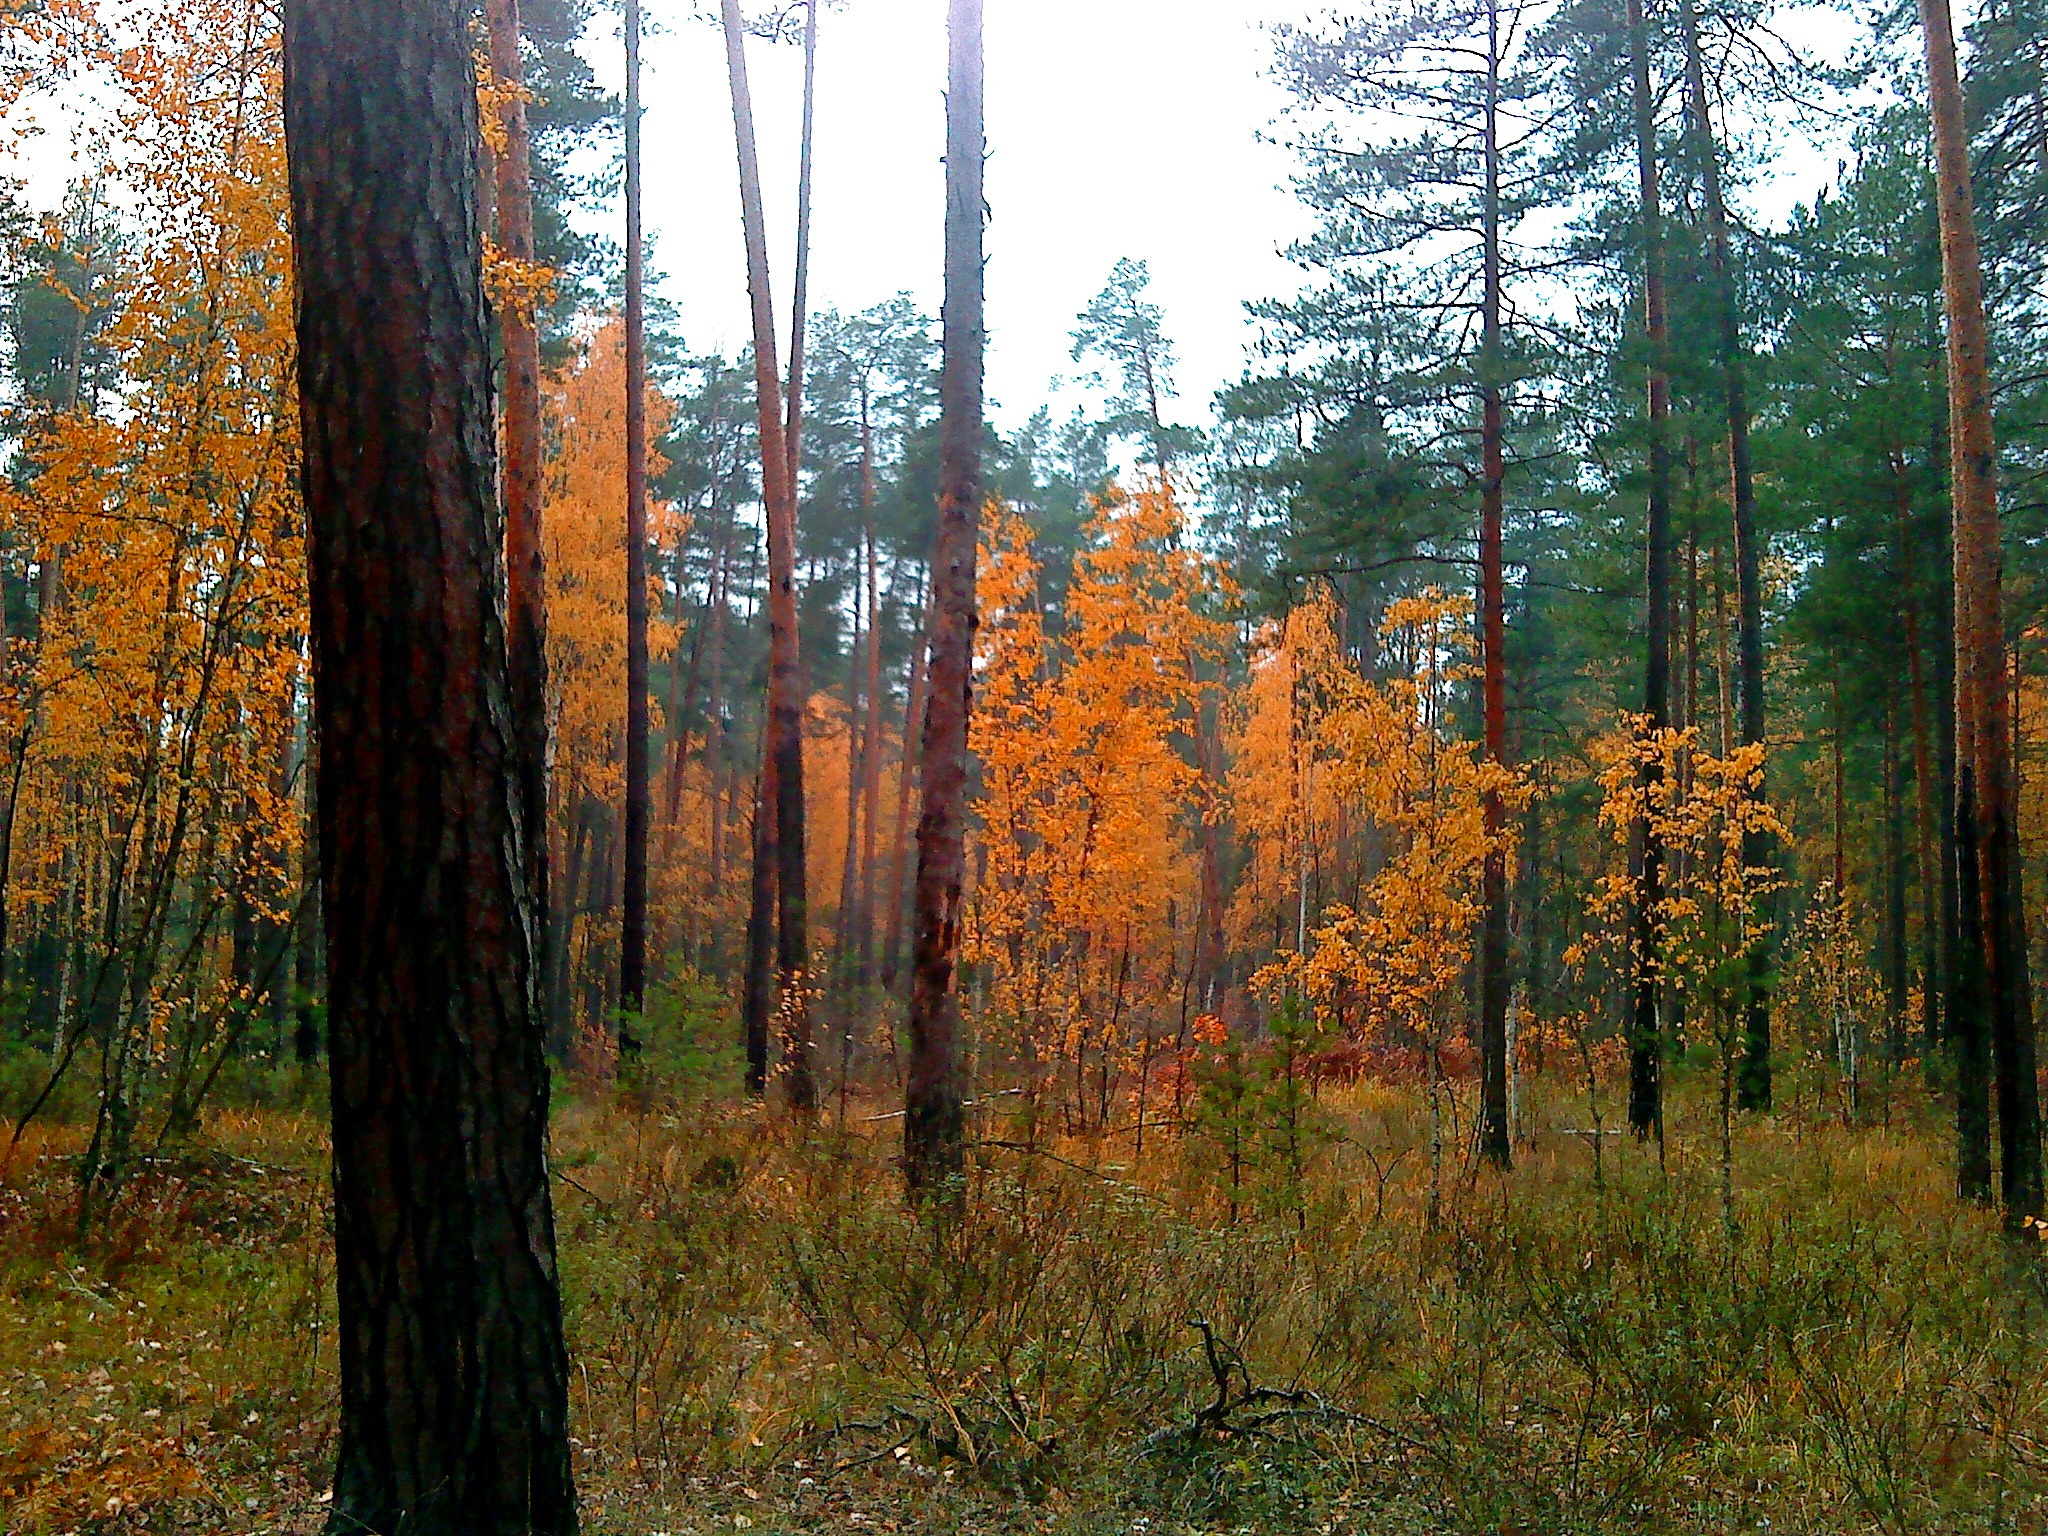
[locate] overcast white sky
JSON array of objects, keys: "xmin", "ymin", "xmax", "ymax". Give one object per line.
[
  {"xmin": 615, "ymin": 0, "xmax": 1312, "ymax": 434},
  {"xmin": 10, "ymin": 0, "xmax": 1873, "ymax": 437}
]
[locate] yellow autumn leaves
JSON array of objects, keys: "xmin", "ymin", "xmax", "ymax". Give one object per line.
[{"xmin": 1240, "ymin": 589, "xmax": 1521, "ymax": 1053}]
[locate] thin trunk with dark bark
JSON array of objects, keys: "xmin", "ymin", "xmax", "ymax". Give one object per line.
[
  {"xmin": 905, "ymin": 0, "xmax": 983, "ymax": 1198},
  {"xmin": 619, "ymin": 0, "xmax": 650, "ymax": 1049},
  {"xmin": 856, "ymin": 484, "xmax": 885, "ymax": 990},
  {"xmin": 882, "ymin": 582, "xmax": 930, "ymax": 991},
  {"xmin": 1476, "ymin": 0, "xmax": 1511, "ymax": 1170},
  {"xmin": 1629, "ymin": 0, "xmax": 1672, "ymax": 1142},
  {"xmin": 1896, "ymin": 452, "xmax": 1942, "ymax": 1049}
]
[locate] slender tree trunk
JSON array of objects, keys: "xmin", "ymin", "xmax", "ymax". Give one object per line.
[
  {"xmin": 1832, "ymin": 668, "xmax": 1848, "ymax": 903},
  {"xmin": 1896, "ymin": 453, "xmax": 1943, "ymax": 1049},
  {"xmin": 1197, "ymin": 703, "xmax": 1227, "ymax": 1009},
  {"xmin": 1886, "ymin": 700, "xmax": 1910, "ymax": 1060},
  {"xmin": 547, "ymin": 797, "xmax": 590, "ymax": 1058},
  {"xmin": 786, "ymin": 0, "xmax": 818, "ymax": 492},
  {"xmin": 618, "ymin": 0, "xmax": 650, "ymax": 1050},
  {"xmin": 1628, "ymin": 0, "xmax": 1672, "ymax": 1142},
  {"xmin": 668, "ymin": 488, "xmax": 736, "ymax": 849},
  {"xmin": 281, "ymin": 0, "xmax": 575, "ymax": 1517},
  {"xmin": 1475, "ymin": 0, "xmax": 1512, "ymax": 1170},
  {"xmin": 905, "ymin": 0, "xmax": 984, "ymax": 1198},
  {"xmin": 742, "ymin": 739, "xmax": 776, "ymax": 1095},
  {"xmin": 1713, "ymin": 538, "xmax": 1733, "ymax": 755},
  {"xmin": 723, "ymin": 0, "xmax": 813, "ymax": 1110},
  {"xmin": 1921, "ymin": 0, "xmax": 2041, "ymax": 1218},
  {"xmin": 1683, "ymin": 0, "xmax": 1773, "ymax": 1110},
  {"xmin": 856, "ymin": 487, "xmax": 884, "ymax": 990},
  {"xmin": 835, "ymin": 572, "xmax": 864, "ymax": 985},
  {"xmin": 882, "ymin": 591, "xmax": 930, "ymax": 991}
]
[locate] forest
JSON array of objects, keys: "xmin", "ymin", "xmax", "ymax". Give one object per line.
[{"xmin": 1, "ymin": 0, "xmax": 2047, "ymax": 1528}]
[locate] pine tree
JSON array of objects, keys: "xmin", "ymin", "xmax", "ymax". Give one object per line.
[
  {"xmin": 905, "ymin": 0, "xmax": 985, "ymax": 1198},
  {"xmin": 281, "ymin": 0, "xmax": 575, "ymax": 1517}
]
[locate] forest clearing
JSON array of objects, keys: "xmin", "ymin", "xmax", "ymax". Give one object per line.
[
  {"xmin": 6, "ymin": 1072, "xmax": 2048, "ymax": 1533},
  {"xmin": 2, "ymin": 0, "xmax": 2047, "ymax": 1528}
]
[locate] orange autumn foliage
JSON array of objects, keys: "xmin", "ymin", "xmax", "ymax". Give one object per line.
[
  {"xmin": 1238, "ymin": 590, "xmax": 1521, "ymax": 1051},
  {"xmin": 0, "ymin": 0, "xmax": 303, "ymax": 1125},
  {"xmin": 966, "ymin": 483, "xmax": 1230, "ymax": 1122},
  {"xmin": 541, "ymin": 320, "xmax": 684, "ymax": 1026}
]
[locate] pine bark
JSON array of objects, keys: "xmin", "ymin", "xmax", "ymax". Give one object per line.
[
  {"xmin": 1895, "ymin": 453, "xmax": 1942, "ymax": 1049},
  {"xmin": 1920, "ymin": 0, "xmax": 2041, "ymax": 1217},
  {"xmin": 619, "ymin": 0, "xmax": 650, "ymax": 1048},
  {"xmin": 1476, "ymin": 0, "xmax": 1511, "ymax": 1169},
  {"xmin": 723, "ymin": 0, "xmax": 812, "ymax": 1109},
  {"xmin": 856, "ymin": 490, "xmax": 885, "ymax": 990},
  {"xmin": 881, "ymin": 600, "xmax": 931, "ymax": 992},
  {"xmin": 905, "ymin": 0, "xmax": 984, "ymax": 1198},
  {"xmin": 280, "ymin": 0, "xmax": 576, "ymax": 1518},
  {"xmin": 1626, "ymin": 0, "xmax": 1671, "ymax": 1142}
]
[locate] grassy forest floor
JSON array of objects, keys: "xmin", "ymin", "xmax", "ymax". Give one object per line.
[{"xmin": 4, "ymin": 1048, "xmax": 2048, "ymax": 1535}]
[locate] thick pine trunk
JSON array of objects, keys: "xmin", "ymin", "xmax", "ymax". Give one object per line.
[
  {"xmin": 1627, "ymin": 0, "xmax": 1671, "ymax": 1142},
  {"xmin": 280, "ymin": 0, "xmax": 576, "ymax": 1519},
  {"xmin": 724, "ymin": 0, "xmax": 812, "ymax": 1109},
  {"xmin": 905, "ymin": 0, "xmax": 984, "ymax": 1198},
  {"xmin": 1921, "ymin": 0, "xmax": 2041, "ymax": 1218}
]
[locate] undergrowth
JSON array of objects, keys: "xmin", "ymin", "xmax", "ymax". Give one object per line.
[{"xmin": 2, "ymin": 1055, "xmax": 2046, "ymax": 1534}]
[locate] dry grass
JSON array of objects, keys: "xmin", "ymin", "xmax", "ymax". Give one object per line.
[{"xmin": 3, "ymin": 1059, "xmax": 2046, "ymax": 1534}]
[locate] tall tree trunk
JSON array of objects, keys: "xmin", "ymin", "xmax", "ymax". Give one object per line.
[
  {"xmin": 280, "ymin": 0, "xmax": 575, "ymax": 1518},
  {"xmin": 1683, "ymin": 0, "xmax": 1773, "ymax": 1110},
  {"xmin": 667, "ymin": 486, "xmax": 736, "ymax": 847},
  {"xmin": 618, "ymin": 0, "xmax": 650, "ymax": 1050},
  {"xmin": 1475, "ymin": 0, "xmax": 1511, "ymax": 1170},
  {"xmin": 742, "ymin": 741, "xmax": 776, "ymax": 1095},
  {"xmin": 1921, "ymin": 0, "xmax": 2041, "ymax": 1218},
  {"xmin": 786, "ymin": 0, "xmax": 818, "ymax": 491},
  {"xmin": 881, "ymin": 598, "xmax": 930, "ymax": 992},
  {"xmin": 1896, "ymin": 451, "xmax": 1942, "ymax": 1049},
  {"xmin": 1886, "ymin": 699, "xmax": 1910, "ymax": 1060},
  {"xmin": 547, "ymin": 796, "xmax": 590, "ymax": 1059},
  {"xmin": 485, "ymin": 0, "xmax": 550, "ymax": 1022},
  {"xmin": 723, "ymin": 0, "xmax": 812, "ymax": 1109},
  {"xmin": 1628, "ymin": 0, "xmax": 1672, "ymax": 1142},
  {"xmin": 905, "ymin": 0, "xmax": 984, "ymax": 1198},
  {"xmin": 835, "ymin": 571, "xmax": 865, "ymax": 986},
  {"xmin": 856, "ymin": 481, "xmax": 885, "ymax": 990}
]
